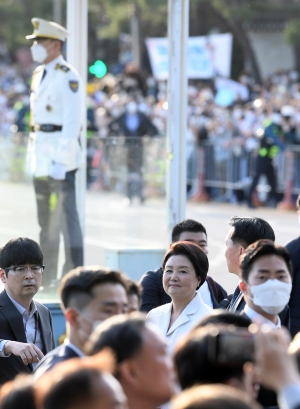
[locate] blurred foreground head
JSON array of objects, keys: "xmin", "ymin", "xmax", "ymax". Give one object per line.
[
  {"xmin": 171, "ymin": 384, "xmax": 262, "ymax": 409},
  {"xmin": 87, "ymin": 312, "xmax": 178, "ymax": 409},
  {"xmin": 35, "ymin": 351, "xmax": 127, "ymax": 409}
]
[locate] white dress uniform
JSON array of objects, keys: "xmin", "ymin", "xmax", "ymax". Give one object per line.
[
  {"xmin": 28, "ymin": 54, "xmax": 84, "ymax": 177},
  {"xmin": 26, "ymin": 18, "xmax": 84, "ymax": 287}
]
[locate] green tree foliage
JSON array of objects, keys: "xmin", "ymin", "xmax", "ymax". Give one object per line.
[{"xmin": 0, "ymin": 0, "xmax": 67, "ymax": 54}]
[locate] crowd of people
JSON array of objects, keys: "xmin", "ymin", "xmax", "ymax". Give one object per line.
[
  {"xmin": 1, "ymin": 57, "xmax": 300, "ymax": 203},
  {"xmin": 1, "ymin": 204, "xmax": 300, "ymax": 409}
]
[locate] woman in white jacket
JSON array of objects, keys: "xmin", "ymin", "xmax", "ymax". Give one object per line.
[{"xmin": 147, "ymin": 241, "xmax": 212, "ymax": 353}]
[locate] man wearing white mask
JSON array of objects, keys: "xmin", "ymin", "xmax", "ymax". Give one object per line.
[
  {"xmin": 34, "ymin": 266, "xmax": 128, "ymax": 378},
  {"xmin": 239, "ymin": 239, "xmax": 292, "ymax": 328},
  {"xmin": 26, "ymin": 18, "xmax": 84, "ymax": 289},
  {"xmin": 239, "ymin": 239, "xmax": 293, "ymax": 407}
]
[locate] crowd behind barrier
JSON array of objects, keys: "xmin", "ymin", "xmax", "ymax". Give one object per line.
[
  {"xmin": 1, "ymin": 62, "xmax": 300, "ymax": 203},
  {"xmin": 1, "ymin": 131, "xmax": 300, "ymax": 206}
]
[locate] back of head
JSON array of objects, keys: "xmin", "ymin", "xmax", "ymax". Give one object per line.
[
  {"xmin": 86, "ymin": 312, "xmax": 146, "ymax": 366},
  {"xmin": 0, "ymin": 375, "xmax": 36, "ymax": 409},
  {"xmin": 229, "ymin": 217, "xmax": 275, "ymax": 248},
  {"xmin": 59, "ymin": 266, "xmax": 127, "ymax": 310},
  {"xmin": 240, "ymin": 239, "xmax": 293, "ymax": 282},
  {"xmin": 0, "ymin": 237, "xmax": 43, "ymax": 269},
  {"xmin": 174, "ymin": 327, "xmax": 248, "ymax": 390},
  {"xmin": 194, "ymin": 310, "xmax": 252, "ymax": 329},
  {"xmin": 35, "ymin": 352, "xmax": 116, "ymax": 409},
  {"xmin": 162, "ymin": 241, "xmax": 208, "ymax": 288},
  {"xmin": 172, "ymin": 219, "xmax": 207, "ymax": 242},
  {"xmin": 171, "ymin": 384, "xmax": 262, "ymax": 409}
]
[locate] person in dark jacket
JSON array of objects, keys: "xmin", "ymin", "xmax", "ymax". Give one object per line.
[
  {"xmin": 221, "ymin": 216, "xmax": 291, "ymax": 331},
  {"xmin": 108, "ymin": 100, "xmax": 158, "ymax": 203},
  {"xmin": 286, "ymin": 194, "xmax": 300, "ymax": 337},
  {"xmin": 139, "ymin": 219, "xmax": 227, "ymax": 312}
]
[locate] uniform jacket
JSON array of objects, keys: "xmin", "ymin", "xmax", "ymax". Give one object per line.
[
  {"xmin": 28, "ymin": 55, "xmax": 84, "ymax": 177},
  {"xmin": 286, "ymin": 236, "xmax": 300, "ymax": 336},
  {"xmin": 147, "ymin": 293, "xmax": 212, "ymax": 352},
  {"xmin": 140, "ymin": 267, "xmax": 227, "ymax": 312},
  {"xmin": 0, "ymin": 290, "xmax": 55, "ymax": 385},
  {"xmin": 34, "ymin": 343, "xmax": 80, "ymax": 379}
]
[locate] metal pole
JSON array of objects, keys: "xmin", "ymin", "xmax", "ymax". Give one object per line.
[
  {"xmin": 53, "ymin": 0, "xmax": 62, "ymax": 25},
  {"xmin": 66, "ymin": 0, "xmax": 87, "ymax": 258},
  {"xmin": 166, "ymin": 0, "xmax": 189, "ymax": 242},
  {"xmin": 130, "ymin": 3, "xmax": 141, "ymax": 68}
]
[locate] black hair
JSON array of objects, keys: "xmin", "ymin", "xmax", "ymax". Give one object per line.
[
  {"xmin": 60, "ymin": 266, "xmax": 128, "ymax": 310},
  {"xmin": 87, "ymin": 313, "xmax": 146, "ymax": 376},
  {"xmin": 0, "ymin": 376, "xmax": 36, "ymax": 409},
  {"xmin": 229, "ymin": 216, "xmax": 275, "ymax": 248},
  {"xmin": 0, "ymin": 237, "xmax": 43, "ymax": 274},
  {"xmin": 172, "ymin": 219, "xmax": 207, "ymax": 243},
  {"xmin": 162, "ymin": 241, "xmax": 208, "ymax": 288},
  {"xmin": 194, "ymin": 310, "xmax": 252, "ymax": 329},
  {"xmin": 174, "ymin": 328, "xmax": 247, "ymax": 390},
  {"xmin": 127, "ymin": 279, "xmax": 142, "ymax": 301},
  {"xmin": 43, "ymin": 369, "xmax": 102, "ymax": 409},
  {"xmin": 240, "ymin": 239, "xmax": 293, "ymax": 282}
]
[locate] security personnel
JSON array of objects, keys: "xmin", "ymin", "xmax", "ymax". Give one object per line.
[
  {"xmin": 26, "ymin": 18, "xmax": 84, "ymax": 288},
  {"xmin": 247, "ymin": 111, "xmax": 285, "ymax": 209}
]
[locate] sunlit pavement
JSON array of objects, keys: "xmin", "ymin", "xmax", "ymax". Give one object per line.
[{"xmin": 0, "ymin": 182, "xmax": 298, "ymax": 294}]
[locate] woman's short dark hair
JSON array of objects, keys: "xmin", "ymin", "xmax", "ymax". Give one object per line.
[
  {"xmin": 240, "ymin": 239, "xmax": 293, "ymax": 283},
  {"xmin": 162, "ymin": 241, "xmax": 208, "ymax": 288}
]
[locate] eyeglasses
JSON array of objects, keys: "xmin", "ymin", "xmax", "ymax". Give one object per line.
[{"xmin": 4, "ymin": 265, "xmax": 45, "ymax": 276}]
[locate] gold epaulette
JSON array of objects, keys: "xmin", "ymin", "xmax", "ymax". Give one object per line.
[
  {"xmin": 55, "ymin": 63, "xmax": 70, "ymax": 73},
  {"xmin": 32, "ymin": 66, "xmax": 43, "ymax": 75}
]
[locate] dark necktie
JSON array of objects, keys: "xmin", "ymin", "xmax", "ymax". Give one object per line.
[{"xmin": 40, "ymin": 69, "xmax": 47, "ymax": 83}]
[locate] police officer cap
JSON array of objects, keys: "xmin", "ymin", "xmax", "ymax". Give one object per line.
[{"xmin": 26, "ymin": 18, "xmax": 69, "ymax": 42}]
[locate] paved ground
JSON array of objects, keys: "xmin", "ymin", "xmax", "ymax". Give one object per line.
[{"xmin": 0, "ymin": 181, "xmax": 298, "ymax": 297}]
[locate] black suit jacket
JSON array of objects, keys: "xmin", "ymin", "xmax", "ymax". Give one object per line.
[
  {"xmin": 286, "ymin": 237, "xmax": 300, "ymax": 337},
  {"xmin": 0, "ymin": 290, "xmax": 55, "ymax": 385},
  {"xmin": 34, "ymin": 343, "xmax": 80, "ymax": 378},
  {"xmin": 139, "ymin": 267, "xmax": 227, "ymax": 312}
]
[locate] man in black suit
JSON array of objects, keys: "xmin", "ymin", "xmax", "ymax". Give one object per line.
[
  {"xmin": 0, "ymin": 237, "xmax": 55, "ymax": 385},
  {"xmin": 286, "ymin": 194, "xmax": 300, "ymax": 337},
  {"xmin": 34, "ymin": 266, "xmax": 129, "ymax": 377},
  {"xmin": 140, "ymin": 219, "xmax": 227, "ymax": 312},
  {"xmin": 108, "ymin": 100, "xmax": 158, "ymax": 203}
]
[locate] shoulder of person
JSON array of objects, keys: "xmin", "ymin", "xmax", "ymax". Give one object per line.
[
  {"xmin": 286, "ymin": 237, "xmax": 300, "ymax": 252},
  {"xmin": 140, "ymin": 267, "xmax": 163, "ymax": 280},
  {"xmin": 147, "ymin": 302, "xmax": 170, "ymax": 317}
]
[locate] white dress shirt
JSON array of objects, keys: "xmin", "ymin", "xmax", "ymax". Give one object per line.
[
  {"xmin": 244, "ymin": 305, "xmax": 281, "ymax": 329},
  {"xmin": 0, "ymin": 293, "xmax": 43, "ymax": 369}
]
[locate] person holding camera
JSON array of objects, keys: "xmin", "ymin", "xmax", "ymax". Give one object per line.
[{"xmin": 147, "ymin": 241, "xmax": 212, "ymax": 353}]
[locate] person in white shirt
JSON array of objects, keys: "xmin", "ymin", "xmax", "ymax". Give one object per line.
[
  {"xmin": 239, "ymin": 239, "xmax": 292, "ymax": 329},
  {"xmin": 25, "ymin": 18, "xmax": 84, "ymax": 288}
]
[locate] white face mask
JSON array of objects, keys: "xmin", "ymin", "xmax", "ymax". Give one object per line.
[
  {"xmin": 248, "ymin": 279, "xmax": 292, "ymax": 315},
  {"xmin": 126, "ymin": 101, "xmax": 138, "ymax": 114},
  {"xmin": 298, "ymin": 214, "xmax": 300, "ymax": 225},
  {"xmin": 30, "ymin": 43, "xmax": 48, "ymax": 63}
]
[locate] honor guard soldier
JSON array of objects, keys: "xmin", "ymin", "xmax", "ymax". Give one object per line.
[{"xmin": 26, "ymin": 18, "xmax": 84, "ymax": 289}]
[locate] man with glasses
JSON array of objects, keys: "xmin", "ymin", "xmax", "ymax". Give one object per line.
[{"xmin": 0, "ymin": 237, "xmax": 55, "ymax": 385}]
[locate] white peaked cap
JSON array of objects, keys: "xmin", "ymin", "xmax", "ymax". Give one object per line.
[{"xmin": 26, "ymin": 17, "xmax": 69, "ymax": 42}]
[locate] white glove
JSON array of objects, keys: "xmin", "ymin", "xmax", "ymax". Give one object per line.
[{"xmin": 49, "ymin": 162, "xmax": 66, "ymax": 180}]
